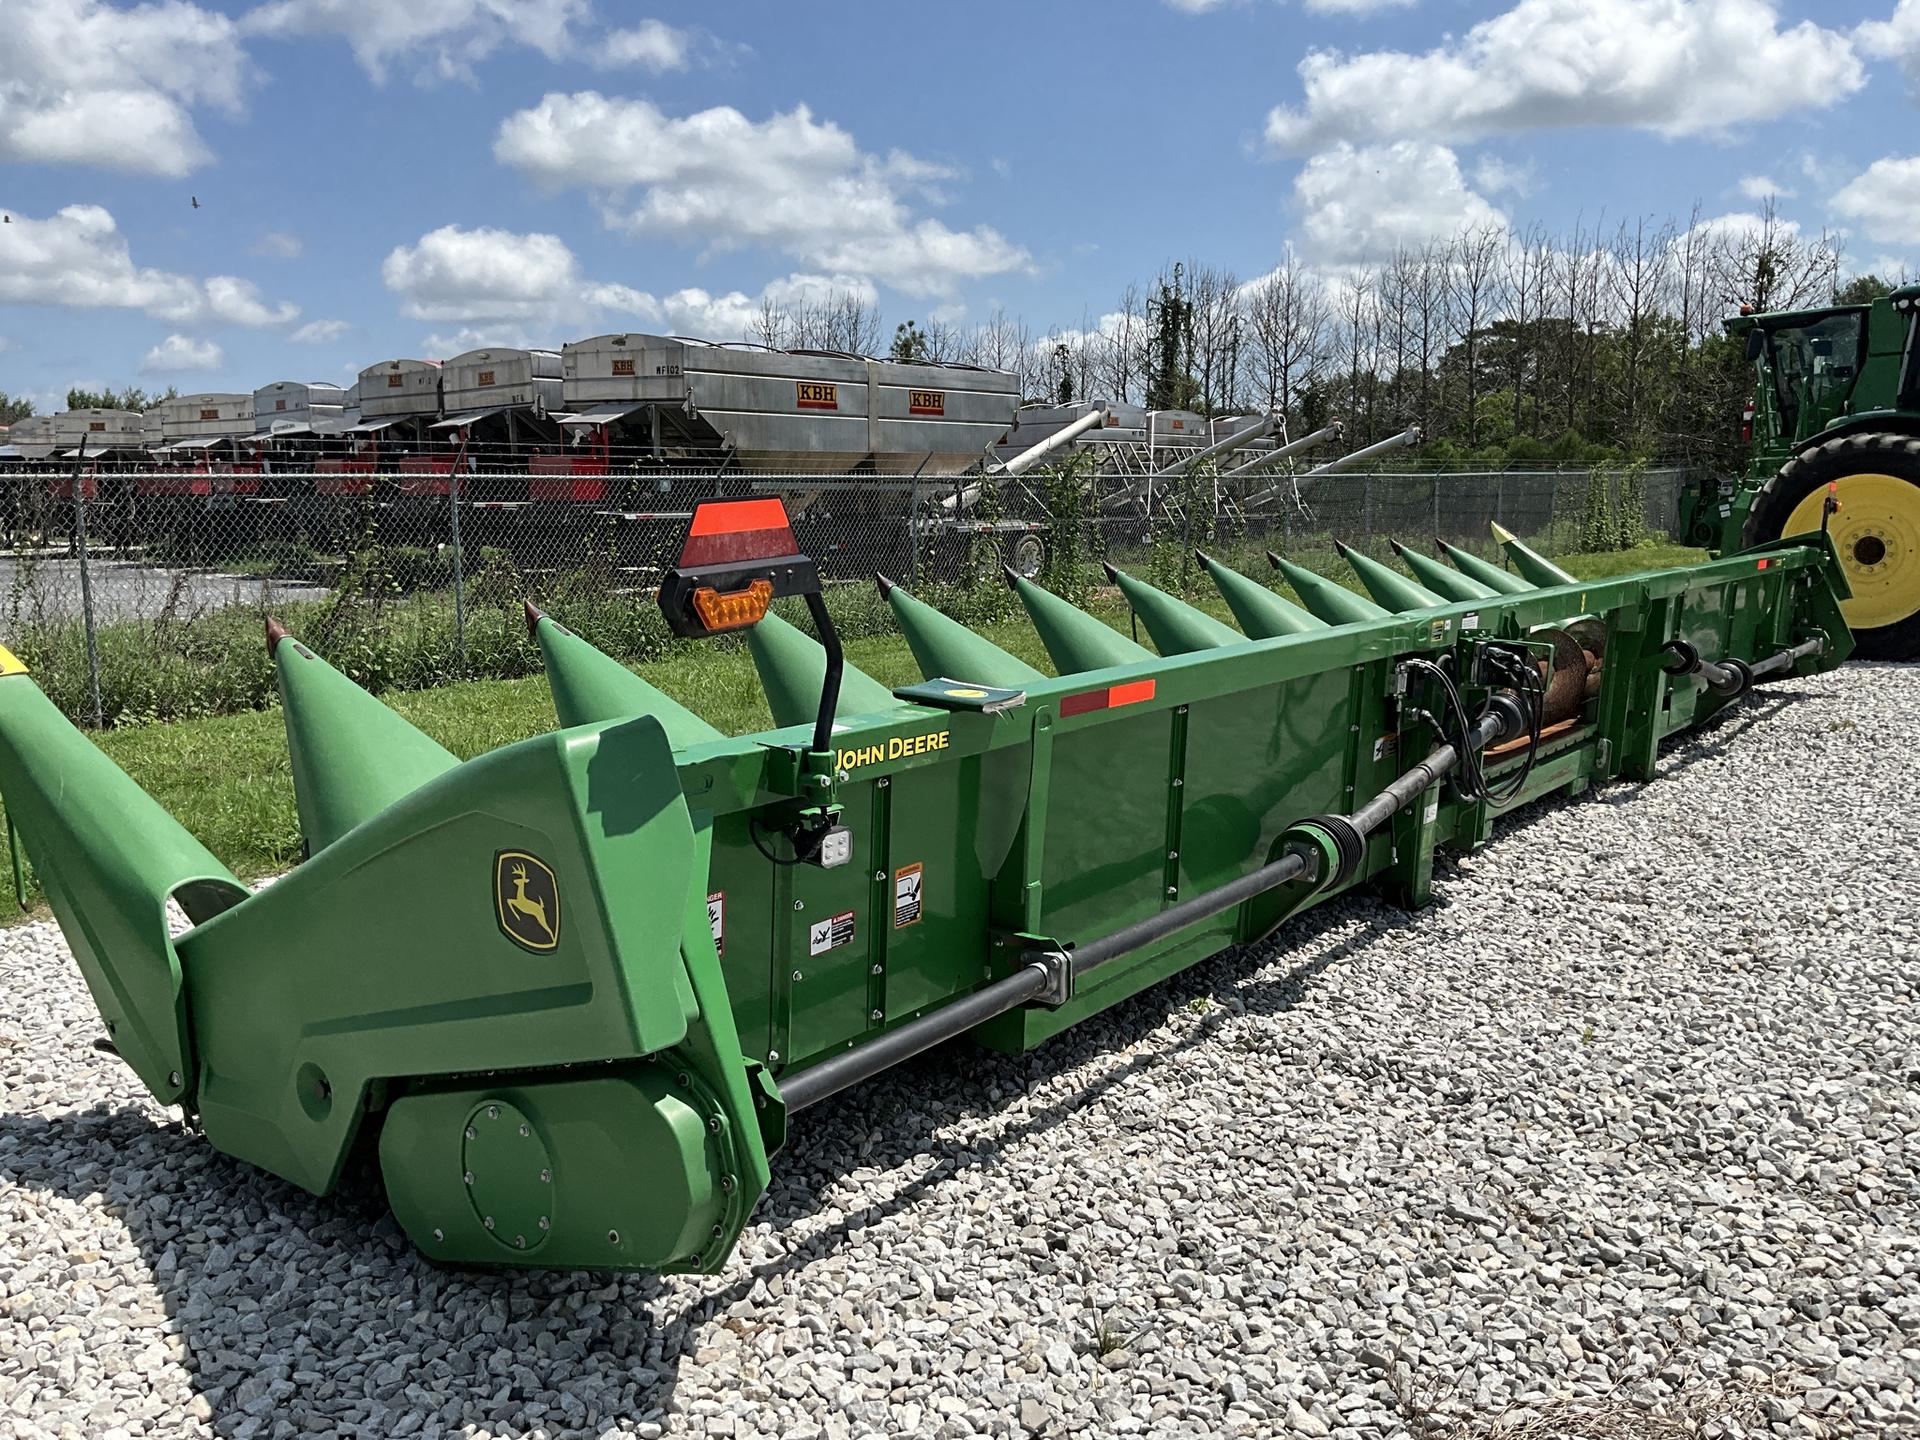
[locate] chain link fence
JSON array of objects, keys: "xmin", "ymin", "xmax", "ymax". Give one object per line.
[{"xmin": 0, "ymin": 463, "xmax": 1692, "ymax": 727}]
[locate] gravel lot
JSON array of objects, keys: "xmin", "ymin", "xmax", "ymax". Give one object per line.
[{"xmin": 1, "ymin": 663, "xmax": 1915, "ymax": 1440}]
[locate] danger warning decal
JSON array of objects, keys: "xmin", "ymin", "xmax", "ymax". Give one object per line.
[
  {"xmin": 809, "ymin": 909, "xmax": 856, "ymax": 957},
  {"xmin": 893, "ymin": 863, "xmax": 923, "ymax": 928},
  {"xmin": 706, "ymin": 890, "xmax": 725, "ymax": 955}
]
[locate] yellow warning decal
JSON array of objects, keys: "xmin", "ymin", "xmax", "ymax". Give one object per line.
[{"xmin": 0, "ymin": 646, "xmax": 28, "ymax": 677}]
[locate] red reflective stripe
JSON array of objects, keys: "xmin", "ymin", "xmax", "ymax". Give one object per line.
[
  {"xmin": 1059, "ymin": 689, "xmax": 1109, "ymax": 717},
  {"xmin": 1756, "ymin": 558, "xmax": 1771, "ymax": 570},
  {"xmin": 1060, "ymin": 677, "xmax": 1157, "ymax": 717},
  {"xmin": 688, "ymin": 498, "xmax": 789, "ymax": 537}
]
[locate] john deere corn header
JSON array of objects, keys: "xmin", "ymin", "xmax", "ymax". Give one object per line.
[{"xmin": 0, "ymin": 499, "xmax": 1850, "ymax": 1274}]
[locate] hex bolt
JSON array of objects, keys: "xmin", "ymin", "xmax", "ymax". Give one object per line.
[
  {"xmin": 539, "ymin": 1168, "xmax": 551, "ymax": 1184},
  {"xmin": 1168, "ymin": 850, "xmax": 1179, "ymax": 860},
  {"xmin": 712, "ymin": 1225, "xmax": 725, "ymax": 1239},
  {"xmin": 607, "ymin": 1230, "xmax": 620, "ymax": 1245},
  {"xmin": 877, "ymin": 777, "xmax": 890, "ymax": 788},
  {"xmin": 767, "ymin": 1049, "xmax": 781, "ymax": 1064},
  {"xmin": 720, "ymin": 1175, "xmax": 735, "ymax": 1193},
  {"xmin": 463, "ymin": 1171, "xmax": 475, "ymax": 1186},
  {"xmin": 870, "ymin": 964, "xmax": 883, "ymax": 976},
  {"xmin": 1166, "ymin": 886, "xmax": 1179, "ymax": 897},
  {"xmin": 675, "ymin": 1071, "xmax": 691, "ymax": 1087},
  {"xmin": 514, "ymin": 1235, "xmax": 525, "ymax": 1248},
  {"xmin": 167, "ymin": 1070, "xmax": 181, "ymax": 1089},
  {"xmin": 465, "ymin": 1126, "xmax": 476, "ymax": 1140},
  {"xmin": 792, "ymin": 970, "xmax": 804, "ymax": 982},
  {"xmin": 793, "ymin": 900, "xmax": 804, "ymax": 911},
  {"xmin": 538, "ymin": 1216, "xmax": 550, "ymax": 1230},
  {"xmin": 486, "ymin": 1105, "xmax": 499, "ymax": 1120},
  {"xmin": 1171, "ymin": 777, "xmax": 1183, "ymax": 788},
  {"xmin": 432, "ymin": 1228, "xmax": 444, "ymax": 1242},
  {"xmin": 870, "ymin": 1009, "xmax": 884, "ymax": 1021},
  {"xmin": 873, "ymin": 870, "xmax": 886, "ymax": 882},
  {"xmin": 483, "ymin": 1215, "xmax": 495, "ymax": 1230},
  {"xmin": 518, "ymin": 1123, "xmax": 530, "ymax": 1138},
  {"xmin": 707, "ymin": 1116, "xmax": 721, "ymax": 1133}
]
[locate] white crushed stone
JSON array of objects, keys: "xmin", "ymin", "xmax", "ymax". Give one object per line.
[{"xmin": 1, "ymin": 663, "xmax": 1915, "ymax": 1440}]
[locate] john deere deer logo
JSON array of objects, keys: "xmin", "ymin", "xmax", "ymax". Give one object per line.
[{"xmin": 494, "ymin": 851, "xmax": 561, "ymax": 952}]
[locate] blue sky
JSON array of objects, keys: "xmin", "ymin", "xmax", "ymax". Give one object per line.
[{"xmin": 2, "ymin": 0, "xmax": 1917, "ymax": 408}]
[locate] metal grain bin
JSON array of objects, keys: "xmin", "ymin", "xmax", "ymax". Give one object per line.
[
  {"xmin": 561, "ymin": 334, "xmax": 1018, "ymax": 473},
  {"xmin": 353, "ymin": 359, "xmax": 443, "ymax": 422},
  {"xmin": 253, "ymin": 381, "xmax": 349, "ymax": 437},
  {"xmin": 156, "ymin": 393, "xmax": 256, "ymax": 442},
  {"xmin": 441, "ymin": 348, "xmax": 563, "ymax": 417},
  {"xmin": 5, "ymin": 416, "xmax": 59, "ymax": 460},
  {"xmin": 52, "ymin": 409, "xmax": 148, "ymax": 455}
]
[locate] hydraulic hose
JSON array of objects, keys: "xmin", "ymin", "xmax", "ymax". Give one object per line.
[{"xmin": 778, "ymin": 691, "xmax": 1528, "ymax": 1114}]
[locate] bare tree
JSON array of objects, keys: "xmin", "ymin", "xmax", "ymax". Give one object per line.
[
  {"xmin": 1185, "ymin": 262, "xmax": 1243, "ymax": 414},
  {"xmin": 1097, "ymin": 283, "xmax": 1149, "ymax": 405},
  {"xmin": 1243, "ymin": 253, "xmax": 1331, "ymax": 422},
  {"xmin": 1707, "ymin": 195, "xmax": 1841, "ymax": 315},
  {"xmin": 1607, "ymin": 215, "xmax": 1677, "ymax": 450},
  {"xmin": 1449, "ymin": 225, "xmax": 1508, "ymax": 447}
]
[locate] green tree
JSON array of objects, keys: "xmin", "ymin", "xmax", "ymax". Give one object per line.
[
  {"xmin": 889, "ymin": 321, "xmax": 928, "ymax": 362},
  {"xmin": 66, "ymin": 385, "xmax": 174, "ymax": 413},
  {"xmin": 1835, "ymin": 274, "xmax": 1895, "ymax": 305},
  {"xmin": 0, "ymin": 392, "xmax": 32, "ymax": 425}
]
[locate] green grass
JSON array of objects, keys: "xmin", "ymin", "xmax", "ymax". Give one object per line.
[{"xmin": 0, "ymin": 541, "xmax": 1705, "ymax": 914}]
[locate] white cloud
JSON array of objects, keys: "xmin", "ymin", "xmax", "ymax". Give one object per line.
[
  {"xmin": 382, "ymin": 223, "xmax": 660, "ymax": 328},
  {"xmin": 0, "ymin": 204, "xmax": 299, "ymax": 325},
  {"xmin": 661, "ymin": 272, "xmax": 880, "ymax": 339},
  {"xmin": 1737, "ymin": 174, "xmax": 1795, "ymax": 201},
  {"xmin": 589, "ymin": 19, "xmax": 691, "ymax": 71},
  {"xmin": 1831, "ymin": 155, "xmax": 1920, "ymax": 248},
  {"xmin": 290, "ymin": 319, "xmax": 350, "ymax": 344},
  {"xmin": 142, "ymin": 334, "xmax": 223, "ymax": 373},
  {"xmin": 0, "ymin": 0, "xmax": 245, "ymax": 176},
  {"xmin": 1266, "ymin": 0, "xmax": 1864, "ymax": 152},
  {"xmin": 495, "ymin": 93, "xmax": 1030, "ymax": 297},
  {"xmin": 1858, "ymin": 0, "xmax": 1920, "ymax": 89},
  {"xmin": 1472, "ymin": 155, "xmax": 1534, "ymax": 197},
  {"xmin": 1305, "ymin": 0, "xmax": 1416, "ymax": 12},
  {"xmin": 242, "ymin": 0, "xmax": 587, "ymax": 83},
  {"xmin": 1294, "ymin": 142, "xmax": 1507, "ymax": 265},
  {"xmin": 251, "ymin": 229, "xmax": 304, "ymax": 259}
]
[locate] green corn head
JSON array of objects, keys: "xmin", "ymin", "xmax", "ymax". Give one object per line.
[{"xmin": 0, "ymin": 505, "xmax": 1852, "ymax": 1275}]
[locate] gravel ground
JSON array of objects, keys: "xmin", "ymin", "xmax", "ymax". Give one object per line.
[{"xmin": 1, "ymin": 663, "xmax": 1916, "ymax": 1440}]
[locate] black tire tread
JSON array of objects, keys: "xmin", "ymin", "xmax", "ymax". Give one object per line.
[{"xmin": 1742, "ymin": 432, "xmax": 1920, "ymax": 661}]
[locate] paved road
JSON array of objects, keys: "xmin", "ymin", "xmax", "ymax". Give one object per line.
[{"xmin": 0, "ymin": 553, "xmax": 330, "ymax": 622}]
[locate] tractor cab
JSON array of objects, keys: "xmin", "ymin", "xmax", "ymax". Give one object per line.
[{"xmin": 1728, "ymin": 303, "xmax": 1872, "ymax": 450}]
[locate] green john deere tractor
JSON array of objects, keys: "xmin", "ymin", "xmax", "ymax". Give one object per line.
[{"xmin": 1684, "ymin": 282, "xmax": 1920, "ymax": 659}]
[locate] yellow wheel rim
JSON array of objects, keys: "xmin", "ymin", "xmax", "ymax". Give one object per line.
[{"xmin": 1784, "ymin": 472, "xmax": 1920, "ymax": 631}]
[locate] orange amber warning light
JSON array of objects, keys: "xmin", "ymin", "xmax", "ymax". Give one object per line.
[
  {"xmin": 658, "ymin": 497, "xmax": 820, "ymax": 639},
  {"xmin": 691, "ymin": 578, "xmax": 774, "ymax": 633}
]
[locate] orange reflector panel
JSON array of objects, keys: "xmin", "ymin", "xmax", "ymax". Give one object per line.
[
  {"xmin": 680, "ymin": 499, "xmax": 800, "ymax": 568},
  {"xmin": 692, "ymin": 578, "xmax": 774, "ymax": 633},
  {"xmin": 1756, "ymin": 558, "xmax": 1770, "ymax": 570},
  {"xmin": 1058, "ymin": 677, "xmax": 1157, "ymax": 718}
]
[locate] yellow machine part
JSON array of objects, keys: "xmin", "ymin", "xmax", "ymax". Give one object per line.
[{"xmin": 1785, "ymin": 472, "xmax": 1920, "ymax": 631}]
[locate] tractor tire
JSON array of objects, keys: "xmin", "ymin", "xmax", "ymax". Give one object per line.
[{"xmin": 1743, "ymin": 431, "xmax": 1920, "ymax": 661}]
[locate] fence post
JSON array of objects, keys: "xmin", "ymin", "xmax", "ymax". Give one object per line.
[
  {"xmin": 907, "ymin": 478, "xmax": 921, "ymax": 588},
  {"xmin": 449, "ymin": 467, "xmax": 467, "ymax": 670},
  {"xmin": 1494, "ymin": 472, "xmax": 1505, "ymax": 528},
  {"xmin": 69, "ymin": 459, "xmax": 105, "ymax": 730},
  {"xmin": 1362, "ymin": 471, "xmax": 1374, "ymax": 540}
]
